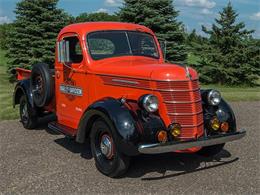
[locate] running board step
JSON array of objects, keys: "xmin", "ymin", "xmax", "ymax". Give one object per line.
[{"xmin": 48, "ymin": 122, "xmax": 76, "ymax": 138}]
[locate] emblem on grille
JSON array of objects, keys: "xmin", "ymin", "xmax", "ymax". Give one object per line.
[{"xmin": 185, "ymin": 66, "xmax": 192, "ymax": 80}]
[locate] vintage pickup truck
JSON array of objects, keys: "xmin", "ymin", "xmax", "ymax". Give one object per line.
[{"xmin": 13, "ymin": 22, "xmax": 246, "ymax": 177}]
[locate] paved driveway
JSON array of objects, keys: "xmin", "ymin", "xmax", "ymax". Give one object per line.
[{"xmin": 0, "ymin": 102, "xmax": 259, "ymax": 194}]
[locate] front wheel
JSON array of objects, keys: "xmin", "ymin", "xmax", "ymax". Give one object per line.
[
  {"xmin": 90, "ymin": 118, "xmax": 130, "ymax": 178},
  {"xmin": 19, "ymin": 95, "xmax": 38, "ymax": 129},
  {"xmin": 197, "ymin": 143, "xmax": 225, "ymax": 157}
]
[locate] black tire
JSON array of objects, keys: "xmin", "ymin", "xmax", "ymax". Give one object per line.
[
  {"xmin": 90, "ymin": 118, "xmax": 130, "ymax": 178},
  {"xmin": 19, "ymin": 95, "xmax": 38, "ymax": 129},
  {"xmin": 197, "ymin": 143, "xmax": 225, "ymax": 157},
  {"xmin": 30, "ymin": 63, "xmax": 54, "ymax": 107}
]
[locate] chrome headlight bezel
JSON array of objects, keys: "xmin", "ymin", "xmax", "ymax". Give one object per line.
[
  {"xmin": 140, "ymin": 94, "xmax": 159, "ymax": 113},
  {"xmin": 207, "ymin": 90, "xmax": 221, "ymax": 106}
]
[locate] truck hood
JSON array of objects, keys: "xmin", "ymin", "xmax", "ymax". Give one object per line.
[{"xmin": 91, "ymin": 57, "xmax": 198, "ymax": 81}]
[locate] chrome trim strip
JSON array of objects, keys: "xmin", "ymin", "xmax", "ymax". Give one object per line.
[
  {"xmin": 164, "ymin": 99, "xmax": 202, "ymax": 104},
  {"xmin": 103, "ymin": 83, "xmax": 150, "ymax": 90},
  {"xmin": 138, "ymin": 130, "xmax": 246, "ymax": 154},
  {"xmin": 111, "ymin": 79, "xmax": 139, "ymax": 85},
  {"xmin": 168, "ymin": 111, "xmax": 203, "ymax": 116}
]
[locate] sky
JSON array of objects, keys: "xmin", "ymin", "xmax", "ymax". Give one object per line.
[{"xmin": 0, "ymin": 0, "xmax": 259, "ymax": 38}]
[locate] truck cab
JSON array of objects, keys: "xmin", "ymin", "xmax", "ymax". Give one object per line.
[{"xmin": 13, "ymin": 22, "xmax": 245, "ymax": 178}]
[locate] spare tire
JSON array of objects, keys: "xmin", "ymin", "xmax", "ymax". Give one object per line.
[{"xmin": 30, "ymin": 63, "xmax": 54, "ymax": 107}]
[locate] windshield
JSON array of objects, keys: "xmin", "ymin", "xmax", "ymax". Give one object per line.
[{"xmin": 87, "ymin": 31, "xmax": 159, "ymax": 60}]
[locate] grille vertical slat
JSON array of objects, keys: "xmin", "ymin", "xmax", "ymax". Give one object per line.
[{"xmin": 156, "ymin": 80, "xmax": 204, "ymax": 139}]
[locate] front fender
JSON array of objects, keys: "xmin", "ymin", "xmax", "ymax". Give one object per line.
[
  {"xmin": 77, "ymin": 98, "xmax": 140, "ymax": 156},
  {"xmin": 13, "ymin": 79, "xmax": 33, "ymax": 107},
  {"xmin": 76, "ymin": 98, "xmax": 166, "ymax": 156},
  {"xmin": 201, "ymin": 89, "xmax": 236, "ymax": 131}
]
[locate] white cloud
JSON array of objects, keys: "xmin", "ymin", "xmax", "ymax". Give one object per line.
[
  {"xmin": 0, "ymin": 16, "xmax": 11, "ymax": 24},
  {"xmin": 95, "ymin": 8, "xmax": 109, "ymax": 13},
  {"xmin": 250, "ymin": 12, "xmax": 260, "ymax": 21},
  {"xmin": 105, "ymin": 0, "xmax": 122, "ymax": 7},
  {"xmin": 201, "ymin": 8, "xmax": 213, "ymax": 15},
  {"xmin": 181, "ymin": 0, "xmax": 216, "ymax": 9}
]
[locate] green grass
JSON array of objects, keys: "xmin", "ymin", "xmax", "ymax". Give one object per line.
[
  {"xmin": 0, "ymin": 49, "xmax": 19, "ymax": 120},
  {"xmin": 202, "ymin": 85, "xmax": 260, "ymax": 101}
]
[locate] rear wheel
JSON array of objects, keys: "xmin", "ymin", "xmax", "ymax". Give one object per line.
[
  {"xmin": 90, "ymin": 118, "xmax": 130, "ymax": 178},
  {"xmin": 19, "ymin": 95, "xmax": 38, "ymax": 129},
  {"xmin": 197, "ymin": 144, "xmax": 225, "ymax": 157}
]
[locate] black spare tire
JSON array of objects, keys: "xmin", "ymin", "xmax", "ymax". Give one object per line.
[{"xmin": 30, "ymin": 63, "xmax": 54, "ymax": 107}]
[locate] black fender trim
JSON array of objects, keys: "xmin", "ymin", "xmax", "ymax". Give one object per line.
[
  {"xmin": 76, "ymin": 98, "xmax": 166, "ymax": 156},
  {"xmin": 201, "ymin": 89, "xmax": 236, "ymax": 132},
  {"xmin": 76, "ymin": 98, "xmax": 140, "ymax": 156},
  {"xmin": 13, "ymin": 79, "xmax": 33, "ymax": 108}
]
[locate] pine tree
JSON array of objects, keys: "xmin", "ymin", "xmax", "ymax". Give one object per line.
[
  {"xmin": 0, "ymin": 23, "xmax": 13, "ymax": 50},
  {"xmin": 197, "ymin": 2, "xmax": 259, "ymax": 85},
  {"xmin": 75, "ymin": 12, "xmax": 119, "ymax": 23},
  {"xmin": 118, "ymin": 0, "xmax": 187, "ymax": 62},
  {"xmin": 6, "ymin": 0, "xmax": 72, "ymax": 71}
]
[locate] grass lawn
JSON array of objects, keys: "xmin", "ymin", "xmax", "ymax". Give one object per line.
[
  {"xmin": 201, "ymin": 85, "xmax": 260, "ymax": 101},
  {"xmin": 0, "ymin": 49, "xmax": 19, "ymax": 120},
  {"xmin": 0, "ymin": 49, "xmax": 259, "ymax": 121}
]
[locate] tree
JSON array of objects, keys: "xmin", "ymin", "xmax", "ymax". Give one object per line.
[
  {"xmin": 0, "ymin": 23, "xmax": 13, "ymax": 50},
  {"xmin": 118, "ymin": 0, "xmax": 187, "ymax": 62},
  {"xmin": 6, "ymin": 0, "xmax": 72, "ymax": 72},
  {"xmin": 75, "ymin": 12, "xmax": 119, "ymax": 23},
  {"xmin": 196, "ymin": 2, "xmax": 259, "ymax": 85}
]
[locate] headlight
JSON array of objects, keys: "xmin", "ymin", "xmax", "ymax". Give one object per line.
[
  {"xmin": 207, "ymin": 90, "xmax": 221, "ymax": 106},
  {"xmin": 140, "ymin": 94, "xmax": 159, "ymax": 112}
]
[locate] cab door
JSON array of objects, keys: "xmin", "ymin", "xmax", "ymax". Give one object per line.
[{"xmin": 55, "ymin": 34, "xmax": 88, "ymax": 131}]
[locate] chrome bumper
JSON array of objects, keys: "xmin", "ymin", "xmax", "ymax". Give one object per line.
[{"xmin": 138, "ymin": 130, "xmax": 246, "ymax": 154}]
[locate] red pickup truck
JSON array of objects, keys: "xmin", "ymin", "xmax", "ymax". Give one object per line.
[{"xmin": 13, "ymin": 22, "xmax": 245, "ymax": 177}]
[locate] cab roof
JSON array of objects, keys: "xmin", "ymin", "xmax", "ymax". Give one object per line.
[{"xmin": 59, "ymin": 22, "xmax": 154, "ymax": 37}]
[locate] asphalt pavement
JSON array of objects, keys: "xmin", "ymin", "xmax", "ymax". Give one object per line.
[{"xmin": 0, "ymin": 101, "xmax": 259, "ymax": 194}]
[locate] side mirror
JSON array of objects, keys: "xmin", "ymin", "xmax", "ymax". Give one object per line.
[
  {"xmin": 57, "ymin": 40, "xmax": 70, "ymax": 64},
  {"xmin": 159, "ymin": 39, "xmax": 167, "ymax": 60}
]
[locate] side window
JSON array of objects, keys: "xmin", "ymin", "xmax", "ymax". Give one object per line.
[{"xmin": 63, "ymin": 36, "xmax": 83, "ymax": 63}]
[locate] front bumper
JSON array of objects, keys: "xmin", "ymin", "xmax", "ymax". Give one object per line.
[{"xmin": 138, "ymin": 130, "xmax": 246, "ymax": 154}]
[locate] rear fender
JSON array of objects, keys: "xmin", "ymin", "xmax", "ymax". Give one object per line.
[{"xmin": 13, "ymin": 79, "xmax": 33, "ymax": 108}]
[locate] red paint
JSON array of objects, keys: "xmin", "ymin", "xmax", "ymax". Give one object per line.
[{"xmin": 16, "ymin": 22, "xmax": 204, "ymax": 152}]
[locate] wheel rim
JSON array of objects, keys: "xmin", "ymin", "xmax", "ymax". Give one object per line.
[
  {"xmin": 100, "ymin": 134, "xmax": 114, "ymax": 159},
  {"xmin": 33, "ymin": 75, "xmax": 44, "ymax": 99}
]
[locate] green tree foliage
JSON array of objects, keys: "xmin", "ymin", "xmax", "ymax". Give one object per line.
[
  {"xmin": 196, "ymin": 2, "xmax": 260, "ymax": 85},
  {"xmin": 75, "ymin": 12, "xmax": 119, "ymax": 23},
  {"xmin": 0, "ymin": 23, "xmax": 13, "ymax": 50},
  {"xmin": 118, "ymin": 0, "xmax": 187, "ymax": 62},
  {"xmin": 186, "ymin": 29, "xmax": 208, "ymax": 58},
  {"xmin": 6, "ymin": 0, "xmax": 72, "ymax": 71}
]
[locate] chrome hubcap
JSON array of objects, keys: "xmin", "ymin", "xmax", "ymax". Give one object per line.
[{"xmin": 100, "ymin": 134, "xmax": 113, "ymax": 159}]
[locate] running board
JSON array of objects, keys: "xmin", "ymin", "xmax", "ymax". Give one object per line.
[{"xmin": 48, "ymin": 122, "xmax": 76, "ymax": 138}]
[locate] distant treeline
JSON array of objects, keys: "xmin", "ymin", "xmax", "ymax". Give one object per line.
[{"xmin": 0, "ymin": 0, "xmax": 259, "ymax": 86}]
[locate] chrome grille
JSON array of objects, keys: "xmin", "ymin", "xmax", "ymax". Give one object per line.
[{"xmin": 156, "ymin": 79, "xmax": 204, "ymax": 139}]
